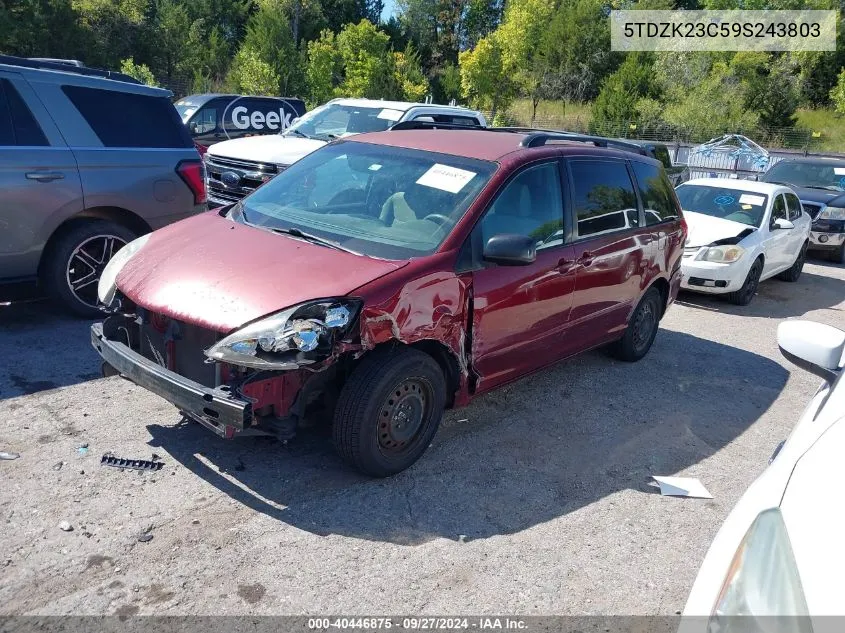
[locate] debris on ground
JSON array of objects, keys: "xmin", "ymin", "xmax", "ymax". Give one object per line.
[
  {"xmin": 0, "ymin": 451, "xmax": 20, "ymax": 460},
  {"xmin": 100, "ymin": 454, "xmax": 164, "ymax": 472},
  {"xmin": 58, "ymin": 521, "xmax": 73, "ymax": 532},
  {"xmin": 137, "ymin": 532, "xmax": 153, "ymax": 543},
  {"xmin": 77, "ymin": 443, "xmax": 89, "ymax": 456},
  {"xmin": 52, "ymin": 461, "xmax": 65, "ymax": 471},
  {"xmin": 651, "ymin": 476, "xmax": 713, "ymax": 499}
]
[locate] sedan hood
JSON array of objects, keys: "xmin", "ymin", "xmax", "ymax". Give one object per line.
[
  {"xmin": 207, "ymin": 135, "xmax": 326, "ymax": 166},
  {"xmin": 116, "ymin": 213, "xmax": 406, "ymax": 332},
  {"xmin": 683, "ymin": 211, "xmax": 755, "ymax": 248}
]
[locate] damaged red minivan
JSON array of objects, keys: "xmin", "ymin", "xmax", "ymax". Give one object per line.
[{"xmin": 91, "ymin": 128, "xmax": 686, "ymax": 476}]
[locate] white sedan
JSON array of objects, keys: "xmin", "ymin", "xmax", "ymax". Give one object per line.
[
  {"xmin": 676, "ymin": 179, "xmax": 811, "ymax": 305},
  {"xmin": 683, "ymin": 320, "xmax": 845, "ymax": 623}
]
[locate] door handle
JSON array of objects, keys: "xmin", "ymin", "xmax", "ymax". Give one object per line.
[
  {"xmin": 26, "ymin": 171, "xmax": 64, "ymax": 182},
  {"xmin": 577, "ymin": 251, "xmax": 594, "ymax": 267}
]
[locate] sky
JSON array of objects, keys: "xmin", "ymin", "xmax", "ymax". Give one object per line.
[{"xmin": 381, "ymin": 0, "xmax": 397, "ymax": 21}]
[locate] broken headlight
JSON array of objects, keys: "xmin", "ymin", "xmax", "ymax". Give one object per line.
[
  {"xmin": 97, "ymin": 233, "xmax": 152, "ymax": 307},
  {"xmin": 204, "ymin": 299, "xmax": 361, "ymax": 370},
  {"xmin": 698, "ymin": 244, "xmax": 745, "ymax": 263}
]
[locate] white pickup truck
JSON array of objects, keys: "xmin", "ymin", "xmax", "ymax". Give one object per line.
[{"xmin": 204, "ymin": 97, "xmax": 487, "ymax": 207}]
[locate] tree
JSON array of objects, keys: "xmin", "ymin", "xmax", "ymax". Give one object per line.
[
  {"xmin": 732, "ymin": 53, "xmax": 799, "ymax": 129},
  {"xmin": 0, "ymin": 0, "xmax": 84, "ymax": 60},
  {"xmin": 830, "ymin": 68, "xmax": 845, "ymax": 115},
  {"xmin": 335, "ymin": 19, "xmax": 393, "ymax": 97},
  {"xmin": 145, "ymin": 0, "xmax": 191, "ymax": 85},
  {"xmin": 120, "ymin": 57, "xmax": 158, "ymax": 85},
  {"xmin": 229, "ymin": 47, "xmax": 281, "ymax": 95},
  {"xmin": 234, "ymin": 0, "xmax": 303, "ymax": 95},
  {"xmin": 437, "ymin": 62, "xmax": 461, "ymax": 103},
  {"xmin": 305, "ymin": 29, "xmax": 341, "ymax": 105},
  {"xmin": 459, "ymin": 35, "xmax": 508, "ymax": 118},
  {"xmin": 591, "ymin": 52, "xmax": 660, "ymax": 134},
  {"xmin": 393, "ymin": 44, "xmax": 430, "ymax": 101}
]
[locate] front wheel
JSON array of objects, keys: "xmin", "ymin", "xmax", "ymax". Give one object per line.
[
  {"xmin": 612, "ymin": 287, "xmax": 662, "ymax": 362},
  {"xmin": 43, "ymin": 220, "xmax": 136, "ymax": 317},
  {"xmin": 727, "ymin": 257, "xmax": 763, "ymax": 306},
  {"xmin": 332, "ymin": 348, "xmax": 446, "ymax": 477}
]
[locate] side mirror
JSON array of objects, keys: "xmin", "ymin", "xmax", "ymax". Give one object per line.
[
  {"xmin": 778, "ymin": 320, "xmax": 844, "ymax": 383},
  {"xmin": 772, "ymin": 218, "xmax": 794, "ymax": 230},
  {"xmin": 483, "ymin": 234, "xmax": 536, "ymax": 266}
]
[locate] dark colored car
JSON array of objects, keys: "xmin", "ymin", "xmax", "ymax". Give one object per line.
[
  {"xmin": 174, "ymin": 94, "xmax": 307, "ymax": 154},
  {"xmin": 91, "ymin": 128, "xmax": 686, "ymax": 476},
  {"xmin": 760, "ymin": 157, "xmax": 845, "ymax": 263},
  {"xmin": 0, "ymin": 55, "xmax": 206, "ymax": 315}
]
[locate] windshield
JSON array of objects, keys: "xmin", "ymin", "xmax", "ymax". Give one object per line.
[
  {"xmin": 762, "ymin": 161, "xmax": 845, "ymax": 191},
  {"xmin": 675, "ymin": 184, "xmax": 768, "ymax": 227},
  {"xmin": 236, "ymin": 141, "xmax": 496, "ymax": 259},
  {"xmin": 283, "ymin": 103, "xmax": 406, "ymax": 141},
  {"xmin": 174, "ymin": 100, "xmax": 200, "ymax": 123}
]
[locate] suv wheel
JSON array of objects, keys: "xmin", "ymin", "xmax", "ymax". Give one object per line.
[
  {"xmin": 333, "ymin": 348, "xmax": 446, "ymax": 477},
  {"xmin": 778, "ymin": 242, "xmax": 807, "ymax": 282},
  {"xmin": 727, "ymin": 257, "xmax": 763, "ymax": 306},
  {"xmin": 612, "ymin": 287, "xmax": 662, "ymax": 362},
  {"xmin": 44, "ymin": 220, "xmax": 136, "ymax": 317}
]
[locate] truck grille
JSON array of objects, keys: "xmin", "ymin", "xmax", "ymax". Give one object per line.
[
  {"xmin": 800, "ymin": 201, "xmax": 824, "ymax": 220},
  {"xmin": 205, "ymin": 155, "xmax": 286, "ymax": 204},
  {"xmin": 138, "ymin": 311, "xmax": 220, "ymax": 388}
]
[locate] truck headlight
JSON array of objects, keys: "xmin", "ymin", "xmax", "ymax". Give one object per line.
[
  {"xmin": 710, "ymin": 508, "xmax": 811, "ymax": 632},
  {"xmin": 698, "ymin": 245, "xmax": 745, "ymax": 263},
  {"xmin": 97, "ymin": 233, "xmax": 151, "ymax": 306},
  {"xmin": 204, "ymin": 299, "xmax": 361, "ymax": 369},
  {"xmin": 817, "ymin": 206, "xmax": 845, "ymax": 220}
]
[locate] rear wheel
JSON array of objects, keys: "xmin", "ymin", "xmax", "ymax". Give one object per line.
[
  {"xmin": 777, "ymin": 241, "xmax": 807, "ymax": 282},
  {"xmin": 332, "ymin": 348, "xmax": 446, "ymax": 477},
  {"xmin": 43, "ymin": 220, "xmax": 136, "ymax": 318},
  {"xmin": 728, "ymin": 257, "xmax": 762, "ymax": 306},
  {"xmin": 612, "ymin": 287, "xmax": 662, "ymax": 362}
]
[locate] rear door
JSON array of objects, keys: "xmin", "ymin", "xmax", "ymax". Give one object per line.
[
  {"xmin": 469, "ymin": 160, "xmax": 578, "ymax": 392},
  {"xmin": 0, "ymin": 72, "xmax": 83, "ymax": 280},
  {"xmin": 564, "ymin": 158, "xmax": 653, "ymax": 348}
]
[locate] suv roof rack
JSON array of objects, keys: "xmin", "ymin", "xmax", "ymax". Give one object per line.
[
  {"xmin": 0, "ymin": 55, "xmax": 142, "ymax": 85},
  {"xmin": 389, "ymin": 120, "xmax": 485, "ymax": 131},
  {"xmin": 494, "ymin": 127, "xmax": 648, "ymax": 153}
]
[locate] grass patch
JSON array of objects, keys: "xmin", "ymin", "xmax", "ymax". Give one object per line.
[
  {"xmin": 504, "ymin": 99, "xmax": 592, "ymax": 128},
  {"xmin": 795, "ymin": 109, "xmax": 845, "ymax": 153}
]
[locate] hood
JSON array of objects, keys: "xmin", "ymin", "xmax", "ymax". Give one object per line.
[
  {"xmin": 682, "ymin": 211, "xmax": 756, "ymax": 248},
  {"xmin": 786, "ymin": 186, "xmax": 845, "ymax": 206},
  {"xmin": 116, "ymin": 213, "xmax": 406, "ymax": 332},
  {"xmin": 207, "ymin": 135, "xmax": 326, "ymax": 166}
]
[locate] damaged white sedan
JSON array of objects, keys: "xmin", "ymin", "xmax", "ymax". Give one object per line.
[{"xmin": 676, "ymin": 179, "xmax": 811, "ymax": 305}]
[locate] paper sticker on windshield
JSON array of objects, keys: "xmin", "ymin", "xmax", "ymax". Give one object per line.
[
  {"xmin": 834, "ymin": 167, "xmax": 845, "ymax": 175},
  {"xmin": 377, "ymin": 109, "xmax": 404, "ymax": 121},
  {"xmin": 738, "ymin": 194, "xmax": 765, "ymax": 206},
  {"xmin": 416, "ymin": 164, "xmax": 476, "ymax": 193}
]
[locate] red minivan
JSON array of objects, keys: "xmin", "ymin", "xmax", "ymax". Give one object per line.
[{"xmin": 91, "ymin": 128, "xmax": 686, "ymax": 476}]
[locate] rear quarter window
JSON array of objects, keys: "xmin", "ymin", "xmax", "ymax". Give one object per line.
[
  {"xmin": 62, "ymin": 85, "xmax": 193, "ymax": 148},
  {"xmin": 0, "ymin": 79, "xmax": 48, "ymax": 146},
  {"xmin": 631, "ymin": 161, "xmax": 679, "ymax": 225}
]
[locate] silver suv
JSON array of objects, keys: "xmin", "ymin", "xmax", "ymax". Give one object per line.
[{"xmin": 0, "ymin": 56, "xmax": 206, "ymax": 316}]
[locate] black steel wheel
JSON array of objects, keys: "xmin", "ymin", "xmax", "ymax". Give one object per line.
[
  {"xmin": 778, "ymin": 242, "xmax": 807, "ymax": 282},
  {"xmin": 728, "ymin": 257, "xmax": 763, "ymax": 306},
  {"xmin": 333, "ymin": 348, "xmax": 446, "ymax": 477},
  {"xmin": 612, "ymin": 287, "xmax": 662, "ymax": 362}
]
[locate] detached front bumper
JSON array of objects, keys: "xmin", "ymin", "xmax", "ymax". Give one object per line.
[
  {"xmin": 680, "ymin": 257, "xmax": 749, "ymax": 294},
  {"xmin": 91, "ymin": 322, "xmax": 253, "ymax": 437}
]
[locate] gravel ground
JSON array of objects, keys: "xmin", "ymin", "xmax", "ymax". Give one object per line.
[{"xmin": 1, "ymin": 258, "xmax": 842, "ymax": 616}]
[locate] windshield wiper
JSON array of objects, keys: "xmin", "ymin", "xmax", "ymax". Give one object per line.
[
  {"xmin": 286, "ymin": 129, "xmax": 310, "ymax": 139},
  {"xmin": 803, "ymin": 184, "xmax": 843, "ymax": 191},
  {"xmin": 268, "ymin": 226, "xmax": 360, "ymax": 255}
]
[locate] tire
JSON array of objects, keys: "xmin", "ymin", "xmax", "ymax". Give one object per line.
[
  {"xmin": 612, "ymin": 287, "xmax": 662, "ymax": 362},
  {"xmin": 332, "ymin": 347, "xmax": 446, "ymax": 477},
  {"xmin": 43, "ymin": 220, "xmax": 136, "ymax": 318},
  {"xmin": 777, "ymin": 241, "xmax": 807, "ymax": 282},
  {"xmin": 727, "ymin": 257, "xmax": 763, "ymax": 306}
]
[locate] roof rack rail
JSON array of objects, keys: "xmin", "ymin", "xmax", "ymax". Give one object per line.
[
  {"xmin": 0, "ymin": 55, "xmax": 143, "ymax": 85},
  {"xmin": 494, "ymin": 127, "xmax": 647, "ymax": 153},
  {"xmin": 389, "ymin": 120, "xmax": 486, "ymax": 131}
]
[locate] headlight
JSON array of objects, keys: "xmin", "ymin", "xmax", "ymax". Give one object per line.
[
  {"xmin": 97, "ymin": 233, "xmax": 152, "ymax": 306},
  {"xmin": 204, "ymin": 299, "xmax": 361, "ymax": 369},
  {"xmin": 817, "ymin": 206, "xmax": 845, "ymax": 220},
  {"xmin": 698, "ymin": 244, "xmax": 745, "ymax": 263},
  {"xmin": 710, "ymin": 508, "xmax": 810, "ymax": 631}
]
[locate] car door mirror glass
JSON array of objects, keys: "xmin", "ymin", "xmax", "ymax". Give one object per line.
[
  {"xmin": 773, "ymin": 218, "xmax": 794, "ymax": 230},
  {"xmin": 483, "ymin": 234, "xmax": 537, "ymax": 265}
]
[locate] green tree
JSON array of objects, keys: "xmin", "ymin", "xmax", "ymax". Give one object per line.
[
  {"xmin": 591, "ymin": 53, "xmax": 660, "ymax": 134},
  {"xmin": 120, "ymin": 57, "xmax": 158, "ymax": 85},
  {"xmin": 0, "ymin": 0, "xmax": 83, "ymax": 60},
  {"xmin": 229, "ymin": 47, "xmax": 281, "ymax": 95},
  {"xmin": 393, "ymin": 44, "xmax": 430, "ymax": 101},
  {"xmin": 459, "ymin": 35, "xmax": 508, "ymax": 118},
  {"xmin": 305, "ymin": 30, "xmax": 340, "ymax": 105},
  {"xmin": 336, "ymin": 19, "xmax": 394, "ymax": 97},
  {"xmin": 73, "ymin": 0, "xmax": 147, "ymax": 67},
  {"xmin": 732, "ymin": 53, "xmax": 799, "ymax": 129},
  {"xmin": 830, "ymin": 68, "xmax": 845, "ymax": 115},
  {"xmin": 436, "ymin": 62, "xmax": 462, "ymax": 102}
]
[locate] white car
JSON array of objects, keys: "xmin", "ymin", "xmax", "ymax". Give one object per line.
[
  {"xmin": 676, "ymin": 179, "xmax": 811, "ymax": 305},
  {"xmin": 683, "ymin": 320, "xmax": 845, "ymax": 624},
  {"xmin": 204, "ymin": 98, "xmax": 487, "ymax": 208}
]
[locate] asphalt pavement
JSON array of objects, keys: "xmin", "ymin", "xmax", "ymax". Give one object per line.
[{"xmin": 1, "ymin": 258, "xmax": 843, "ymax": 615}]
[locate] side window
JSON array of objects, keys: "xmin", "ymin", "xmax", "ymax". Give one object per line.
[
  {"xmin": 0, "ymin": 81, "xmax": 14, "ymax": 145},
  {"xmin": 785, "ymin": 193, "xmax": 802, "ymax": 220},
  {"xmin": 190, "ymin": 106, "xmax": 217, "ymax": 134},
  {"xmin": 431, "ymin": 114, "xmax": 481, "ymax": 127},
  {"xmin": 771, "ymin": 195, "xmax": 787, "ymax": 223},
  {"xmin": 631, "ymin": 161, "xmax": 679, "ymax": 226},
  {"xmin": 61, "ymin": 85, "xmax": 192, "ymax": 148},
  {"xmin": 570, "ymin": 160, "xmax": 639, "ymax": 238},
  {"xmin": 480, "ymin": 162, "xmax": 564, "ymax": 251},
  {"xmin": 1, "ymin": 79, "xmax": 48, "ymax": 146}
]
